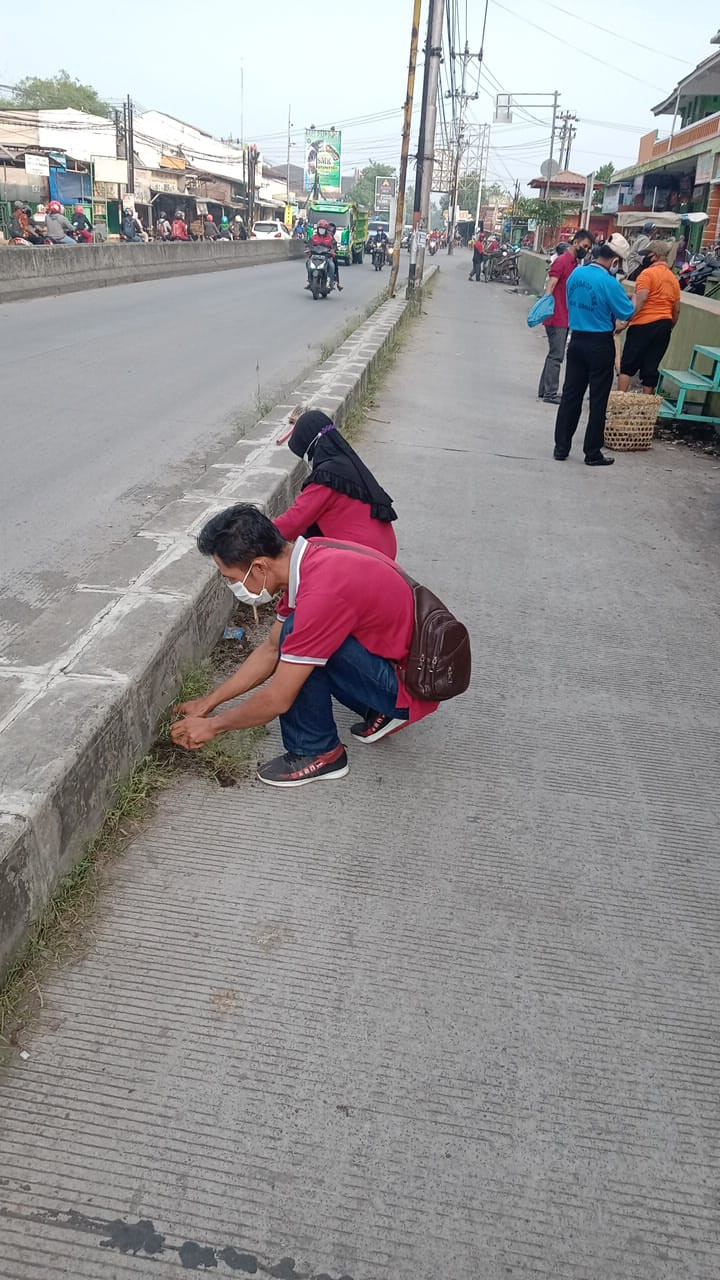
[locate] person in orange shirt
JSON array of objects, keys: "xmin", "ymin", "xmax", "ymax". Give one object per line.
[{"xmin": 617, "ymin": 240, "xmax": 681, "ymax": 394}]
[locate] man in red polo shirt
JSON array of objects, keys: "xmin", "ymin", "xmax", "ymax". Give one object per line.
[
  {"xmin": 538, "ymin": 228, "xmax": 594, "ymax": 404},
  {"xmin": 171, "ymin": 504, "xmax": 439, "ymax": 787}
]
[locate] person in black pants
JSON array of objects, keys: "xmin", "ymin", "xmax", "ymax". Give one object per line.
[{"xmin": 553, "ymin": 244, "xmax": 636, "ymax": 467}]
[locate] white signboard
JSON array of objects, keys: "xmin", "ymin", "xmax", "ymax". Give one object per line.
[
  {"xmin": 92, "ymin": 155, "xmax": 128, "ymax": 185},
  {"xmin": 24, "ymin": 154, "xmax": 50, "ymax": 176}
]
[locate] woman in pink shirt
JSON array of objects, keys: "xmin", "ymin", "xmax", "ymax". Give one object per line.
[{"xmin": 275, "ymin": 410, "xmax": 398, "ymax": 558}]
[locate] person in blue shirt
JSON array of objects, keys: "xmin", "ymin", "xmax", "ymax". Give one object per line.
[{"xmin": 553, "ymin": 242, "xmax": 637, "ymax": 466}]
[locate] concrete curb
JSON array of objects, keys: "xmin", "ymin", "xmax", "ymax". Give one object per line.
[
  {"xmin": 0, "ymin": 269, "xmax": 436, "ymax": 975},
  {"xmin": 0, "ymin": 240, "xmax": 306, "ymax": 304}
]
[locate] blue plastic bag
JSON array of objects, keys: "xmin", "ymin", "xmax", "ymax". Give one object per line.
[{"xmin": 527, "ymin": 294, "xmax": 556, "ymax": 327}]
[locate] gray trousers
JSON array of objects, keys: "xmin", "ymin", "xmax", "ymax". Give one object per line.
[{"xmin": 538, "ymin": 325, "xmax": 568, "ymax": 398}]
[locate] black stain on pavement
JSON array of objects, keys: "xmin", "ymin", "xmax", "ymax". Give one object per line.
[
  {"xmin": 180, "ymin": 1240, "xmax": 218, "ymax": 1269},
  {"xmin": 0, "ymin": 1204, "xmax": 353, "ymax": 1279},
  {"xmin": 99, "ymin": 1217, "xmax": 166, "ymax": 1255},
  {"xmin": 267, "ymin": 1260, "xmax": 298, "ymax": 1279},
  {"xmin": 218, "ymin": 1247, "xmax": 259, "ymax": 1272}
]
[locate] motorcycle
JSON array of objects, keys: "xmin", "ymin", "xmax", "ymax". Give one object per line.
[
  {"xmin": 679, "ymin": 252, "xmax": 720, "ymax": 296},
  {"xmin": 372, "ymin": 239, "xmax": 386, "ymax": 271},
  {"xmin": 428, "ymin": 238, "xmax": 438, "ymax": 257},
  {"xmin": 306, "ymin": 245, "xmax": 334, "ymax": 300}
]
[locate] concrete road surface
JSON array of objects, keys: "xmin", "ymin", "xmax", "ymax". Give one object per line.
[{"xmin": 0, "ymin": 258, "xmax": 389, "ymax": 654}]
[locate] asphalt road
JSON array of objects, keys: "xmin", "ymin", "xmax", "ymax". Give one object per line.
[{"xmin": 0, "ymin": 257, "xmax": 390, "ymax": 653}]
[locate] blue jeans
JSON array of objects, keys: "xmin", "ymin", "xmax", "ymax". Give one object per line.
[{"xmin": 279, "ymin": 615, "xmax": 408, "ymax": 755}]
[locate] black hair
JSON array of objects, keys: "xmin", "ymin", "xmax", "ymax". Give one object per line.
[
  {"xmin": 595, "ymin": 243, "xmax": 617, "ymax": 260},
  {"xmin": 572, "ymin": 227, "xmax": 593, "ymax": 243},
  {"xmin": 197, "ymin": 503, "xmax": 287, "ymax": 566}
]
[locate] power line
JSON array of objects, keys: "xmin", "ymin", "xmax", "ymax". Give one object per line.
[
  {"xmin": 489, "ymin": 0, "xmax": 667, "ymax": 92},
  {"xmin": 532, "ymin": 0, "xmax": 691, "ymax": 66}
]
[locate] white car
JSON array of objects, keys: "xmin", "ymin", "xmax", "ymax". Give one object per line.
[{"xmin": 251, "ymin": 220, "xmax": 291, "ymax": 240}]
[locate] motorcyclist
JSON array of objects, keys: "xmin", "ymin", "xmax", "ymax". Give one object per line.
[
  {"xmin": 156, "ymin": 212, "xmax": 172, "ymax": 240},
  {"xmin": 72, "ymin": 205, "xmax": 94, "ymax": 242},
  {"xmin": 171, "ymin": 210, "xmax": 190, "ymax": 241},
  {"xmin": 307, "ymin": 218, "xmax": 336, "ymax": 288},
  {"xmin": 219, "ymin": 215, "xmax": 232, "ymax": 240},
  {"xmin": 122, "ymin": 208, "xmax": 144, "ymax": 241},
  {"xmin": 204, "ymin": 213, "xmax": 220, "ymax": 240},
  {"xmin": 10, "ymin": 201, "xmax": 46, "ymax": 245},
  {"xmin": 327, "ymin": 222, "xmax": 343, "ymax": 291},
  {"xmin": 46, "ymin": 201, "xmax": 78, "ymax": 245},
  {"xmin": 371, "ymin": 226, "xmax": 389, "ymax": 266}
]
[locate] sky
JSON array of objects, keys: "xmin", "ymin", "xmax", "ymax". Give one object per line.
[{"xmin": 1, "ymin": 1, "xmax": 718, "ymax": 194}]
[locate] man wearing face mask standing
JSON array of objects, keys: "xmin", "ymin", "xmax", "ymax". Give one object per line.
[
  {"xmin": 538, "ymin": 228, "xmax": 594, "ymax": 405},
  {"xmin": 553, "ymin": 243, "xmax": 638, "ymax": 466},
  {"xmin": 171, "ymin": 504, "xmax": 442, "ymax": 787}
]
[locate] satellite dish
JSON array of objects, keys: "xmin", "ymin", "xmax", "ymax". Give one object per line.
[{"xmin": 540, "ymin": 158, "xmax": 560, "ymax": 179}]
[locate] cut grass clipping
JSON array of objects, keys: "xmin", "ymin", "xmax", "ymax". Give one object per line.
[{"xmin": 0, "ymin": 661, "xmax": 265, "ymax": 1047}]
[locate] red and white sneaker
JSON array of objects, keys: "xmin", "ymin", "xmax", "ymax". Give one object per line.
[
  {"xmin": 257, "ymin": 744, "xmax": 349, "ymax": 788},
  {"xmin": 350, "ymin": 712, "xmax": 409, "ymax": 744}
]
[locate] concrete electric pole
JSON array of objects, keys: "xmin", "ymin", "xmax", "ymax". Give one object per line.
[{"xmin": 408, "ymin": 0, "xmax": 446, "ymax": 294}]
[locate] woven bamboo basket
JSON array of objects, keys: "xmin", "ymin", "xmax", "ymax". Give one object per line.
[{"xmin": 604, "ymin": 391, "xmax": 662, "ymax": 452}]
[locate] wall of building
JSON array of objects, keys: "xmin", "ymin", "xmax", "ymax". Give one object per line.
[{"xmin": 0, "ymin": 238, "xmax": 306, "ymax": 303}]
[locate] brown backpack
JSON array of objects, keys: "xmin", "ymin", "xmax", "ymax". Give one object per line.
[{"xmin": 315, "ymin": 540, "xmax": 472, "ymax": 702}]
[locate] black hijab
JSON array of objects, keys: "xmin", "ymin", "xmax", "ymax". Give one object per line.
[{"xmin": 288, "ymin": 411, "xmax": 397, "ymax": 523}]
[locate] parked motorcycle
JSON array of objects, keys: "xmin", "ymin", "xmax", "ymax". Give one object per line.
[
  {"xmin": 372, "ymin": 239, "xmax": 386, "ymax": 271},
  {"xmin": 306, "ymin": 245, "xmax": 334, "ymax": 299},
  {"xmin": 679, "ymin": 252, "xmax": 720, "ymax": 296}
]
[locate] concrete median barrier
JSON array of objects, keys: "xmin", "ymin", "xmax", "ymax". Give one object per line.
[
  {"xmin": 0, "ymin": 238, "xmax": 306, "ymax": 303},
  {"xmin": 0, "ymin": 269, "xmax": 436, "ymax": 975}
]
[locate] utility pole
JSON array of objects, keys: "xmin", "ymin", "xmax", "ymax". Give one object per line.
[
  {"xmin": 125, "ymin": 94, "xmax": 135, "ymax": 196},
  {"xmin": 544, "ymin": 91, "xmax": 559, "ymax": 200},
  {"xmin": 389, "ymin": 0, "xmax": 422, "ymax": 298},
  {"xmin": 447, "ymin": 41, "xmax": 480, "ymax": 254},
  {"xmin": 556, "ymin": 110, "xmax": 577, "ymax": 169},
  {"xmin": 408, "ymin": 0, "xmax": 445, "ymax": 295},
  {"xmin": 286, "ymin": 104, "xmax": 292, "ymax": 205}
]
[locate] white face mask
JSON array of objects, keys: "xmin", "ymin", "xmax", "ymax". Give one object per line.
[{"xmin": 227, "ymin": 563, "xmax": 272, "ymax": 607}]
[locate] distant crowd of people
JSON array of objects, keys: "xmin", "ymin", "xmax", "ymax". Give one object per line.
[{"xmin": 7, "ymin": 199, "xmax": 253, "ymax": 246}]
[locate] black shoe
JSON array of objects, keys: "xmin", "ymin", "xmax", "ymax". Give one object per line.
[
  {"xmin": 257, "ymin": 745, "xmax": 349, "ymax": 787},
  {"xmin": 336, "ymin": 283, "xmax": 343, "ymax": 291},
  {"xmin": 543, "ymin": 395, "xmax": 562, "ymax": 405},
  {"xmin": 350, "ymin": 712, "xmax": 409, "ymax": 744},
  {"xmin": 585, "ymin": 452, "xmax": 614, "ymax": 467},
  {"xmin": 553, "ymin": 447, "xmax": 569, "ymax": 460}
]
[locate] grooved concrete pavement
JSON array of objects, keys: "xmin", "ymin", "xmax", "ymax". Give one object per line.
[{"xmin": 1, "ymin": 255, "xmax": 720, "ymax": 1279}]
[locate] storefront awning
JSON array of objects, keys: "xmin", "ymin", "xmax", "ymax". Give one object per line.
[{"xmin": 616, "ymin": 211, "xmax": 682, "ymax": 229}]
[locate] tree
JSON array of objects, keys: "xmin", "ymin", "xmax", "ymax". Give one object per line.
[
  {"xmin": 346, "ymin": 161, "xmax": 397, "ymax": 211},
  {"xmin": 595, "ymin": 162, "xmax": 615, "ymax": 184},
  {"xmin": 0, "ymin": 70, "xmax": 111, "ymax": 118},
  {"xmin": 514, "ymin": 196, "xmax": 577, "ymax": 231}
]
